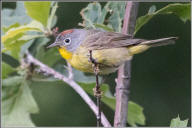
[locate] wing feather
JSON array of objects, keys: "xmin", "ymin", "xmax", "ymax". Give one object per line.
[{"xmin": 82, "ymin": 29, "xmax": 145, "ymax": 50}]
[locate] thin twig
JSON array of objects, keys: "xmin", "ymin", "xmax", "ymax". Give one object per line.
[
  {"xmin": 24, "ymin": 51, "xmax": 111, "ymax": 127},
  {"xmin": 89, "ymin": 50, "xmax": 102, "ymax": 127},
  {"xmin": 95, "ymin": 73, "xmax": 101, "ymax": 127},
  {"xmin": 67, "ymin": 61, "xmax": 73, "ymax": 80},
  {"xmin": 114, "ymin": 1, "xmax": 139, "ymax": 127}
]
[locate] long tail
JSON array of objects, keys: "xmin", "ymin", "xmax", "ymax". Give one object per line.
[
  {"xmin": 128, "ymin": 37, "xmax": 178, "ymax": 55},
  {"xmin": 140, "ymin": 37, "xmax": 178, "ymax": 47}
]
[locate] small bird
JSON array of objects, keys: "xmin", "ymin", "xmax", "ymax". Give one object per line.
[{"xmin": 47, "ymin": 29, "xmax": 177, "ymax": 74}]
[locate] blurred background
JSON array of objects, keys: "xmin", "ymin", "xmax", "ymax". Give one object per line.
[{"xmin": 2, "ymin": 2, "xmax": 191, "ymax": 126}]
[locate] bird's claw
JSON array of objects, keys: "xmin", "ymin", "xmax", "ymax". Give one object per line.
[
  {"xmin": 93, "ymin": 65, "xmax": 100, "ymax": 74},
  {"xmin": 93, "ymin": 87, "xmax": 103, "ymax": 97},
  {"xmin": 88, "ymin": 55, "xmax": 97, "ymax": 64}
]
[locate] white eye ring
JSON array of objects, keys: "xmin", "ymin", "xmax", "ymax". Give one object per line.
[{"xmin": 64, "ymin": 38, "xmax": 71, "ymax": 45}]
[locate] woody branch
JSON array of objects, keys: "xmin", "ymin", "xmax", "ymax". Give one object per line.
[
  {"xmin": 24, "ymin": 51, "xmax": 111, "ymax": 127},
  {"xmin": 114, "ymin": 1, "xmax": 139, "ymax": 127}
]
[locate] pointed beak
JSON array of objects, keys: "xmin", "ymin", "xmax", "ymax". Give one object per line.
[{"xmin": 47, "ymin": 42, "xmax": 60, "ymax": 48}]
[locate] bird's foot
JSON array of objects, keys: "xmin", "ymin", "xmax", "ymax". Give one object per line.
[
  {"xmin": 93, "ymin": 87, "xmax": 103, "ymax": 97},
  {"xmin": 88, "ymin": 56, "xmax": 97, "ymax": 64},
  {"xmin": 93, "ymin": 64, "xmax": 100, "ymax": 74},
  {"xmin": 88, "ymin": 50, "xmax": 100, "ymax": 74},
  {"xmin": 87, "ymin": 52, "xmax": 97, "ymax": 65}
]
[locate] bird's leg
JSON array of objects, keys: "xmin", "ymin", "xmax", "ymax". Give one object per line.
[
  {"xmin": 89, "ymin": 50, "xmax": 102, "ymax": 127},
  {"xmin": 92, "ymin": 64, "xmax": 102, "ymax": 97},
  {"xmin": 88, "ymin": 51, "xmax": 97, "ymax": 65},
  {"xmin": 88, "ymin": 50, "xmax": 102, "ymax": 96}
]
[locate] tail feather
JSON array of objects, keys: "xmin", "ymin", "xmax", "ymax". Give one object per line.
[{"xmin": 141, "ymin": 37, "xmax": 178, "ymax": 47}]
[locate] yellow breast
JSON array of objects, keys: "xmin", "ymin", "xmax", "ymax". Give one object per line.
[
  {"xmin": 58, "ymin": 47, "xmax": 73, "ymax": 60},
  {"xmin": 58, "ymin": 47, "xmax": 92, "ymax": 72}
]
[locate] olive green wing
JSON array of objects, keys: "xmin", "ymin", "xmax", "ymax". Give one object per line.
[{"xmin": 82, "ymin": 30, "xmax": 144, "ymax": 50}]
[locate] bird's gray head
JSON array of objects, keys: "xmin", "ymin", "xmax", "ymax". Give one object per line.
[{"xmin": 47, "ymin": 29, "xmax": 86, "ymax": 52}]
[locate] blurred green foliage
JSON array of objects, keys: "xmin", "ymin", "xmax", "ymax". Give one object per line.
[
  {"xmin": 24, "ymin": 2, "xmax": 51, "ymax": 27},
  {"xmin": 2, "ymin": 1, "xmax": 54, "ymax": 126},
  {"xmin": 134, "ymin": 3, "xmax": 190, "ymax": 34},
  {"xmin": 80, "ymin": 2, "xmax": 126, "ymax": 32},
  {"xmin": 170, "ymin": 115, "xmax": 188, "ymax": 127},
  {"xmin": 1, "ymin": 1, "xmax": 191, "ymax": 127}
]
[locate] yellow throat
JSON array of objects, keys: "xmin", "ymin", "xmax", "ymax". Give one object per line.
[{"xmin": 58, "ymin": 47, "xmax": 73, "ymax": 60}]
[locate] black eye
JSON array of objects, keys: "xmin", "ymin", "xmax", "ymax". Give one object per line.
[{"xmin": 64, "ymin": 38, "xmax": 71, "ymax": 44}]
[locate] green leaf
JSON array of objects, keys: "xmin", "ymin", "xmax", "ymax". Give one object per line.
[
  {"xmin": 127, "ymin": 101, "xmax": 145, "ymax": 126},
  {"xmin": 102, "ymin": 96, "xmax": 145, "ymax": 126},
  {"xmin": 47, "ymin": 2, "xmax": 58, "ymax": 30},
  {"xmin": 73, "ymin": 70, "xmax": 97, "ymax": 83},
  {"xmin": 2, "ymin": 23, "xmax": 20, "ymax": 34},
  {"xmin": 2, "ymin": 76, "xmax": 23, "ymax": 87},
  {"xmin": 2, "ymin": 21, "xmax": 44, "ymax": 59},
  {"xmin": 108, "ymin": 11, "xmax": 122, "ymax": 32},
  {"xmin": 20, "ymin": 35, "xmax": 45, "ymax": 57},
  {"xmin": 78, "ymin": 82, "xmax": 145, "ymax": 126},
  {"xmin": 19, "ymin": 35, "xmax": 45, "ymax": 41},
  {"xmin": 148, "ymin": 5, "xmax": 156, "ymax": 14},
  {"xmin": 33, "ymin": 38, "xmax": 54, "ymax": 64},
  {"xmin": 94, "ymin": 24, "xmax": 114, "ymax": 32},
  {"xmin": 24, "ymin": 1, "xmax": 51, "ymax": 27},
  {"xmin": 2, "ymin": 53, "xmax": 20, "ymax": 68},
  {"xmin": 2, "ymin": 20, "xmax": 44, "ymax": 44},
  {"xmin": 80, "ymin": 2, "xmax": 126, "ymax": 32},
  {"xmin": 135, "ymin": 3, "xmax": 191, "ymax": 35},
  {"xmin": 11, "ymin": 40, "xmax": 27, "ymax": 59},
  {"xmin": 2, "ymin": 32, "xmax": 24, "ymax": 50},
  {"xmin": 106, "ymin": 2, "xmax": 126, "ymax": 19},
  {"xmin": 37, "ymin": 47, "xmax": 61, "ymax": 67},
  {"xmin": 170, "ymin": 115, "xmax": 188, "ymax": 127},
  {"xmin": 80, "ymin": 2, "xmax": 102, "ymax": 28},
  {"xmin": 2, "ymin": 39, "xmax": 27, "ymax": 59},
  {"xmin": 105, "ymin": 2, "xmax": 126, "ymax": 32},
  {"xmin": 2, "ymin": 62, "xmax": 16, "ymax": 79},
  {"xmin": 30, "ymin": 37, "xmax": 63, "ymax": 67},
  {"xmin": 2, "ymin": 2, "xmax": 31, "ymax": 27},
  {"xmin": 2, "ymin": 84, "xmax": 20, "ymax": 101},
  {"xmin": 158, "ymin": 3, "xmax": 191, "ymax": 22},
  {"xmin": 29, "ymin": 37, "xmax": 50, "ymax": 58},
  {"xmin": 2, "ymin": 81, "xmax": 39, "ymax": 127}
]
